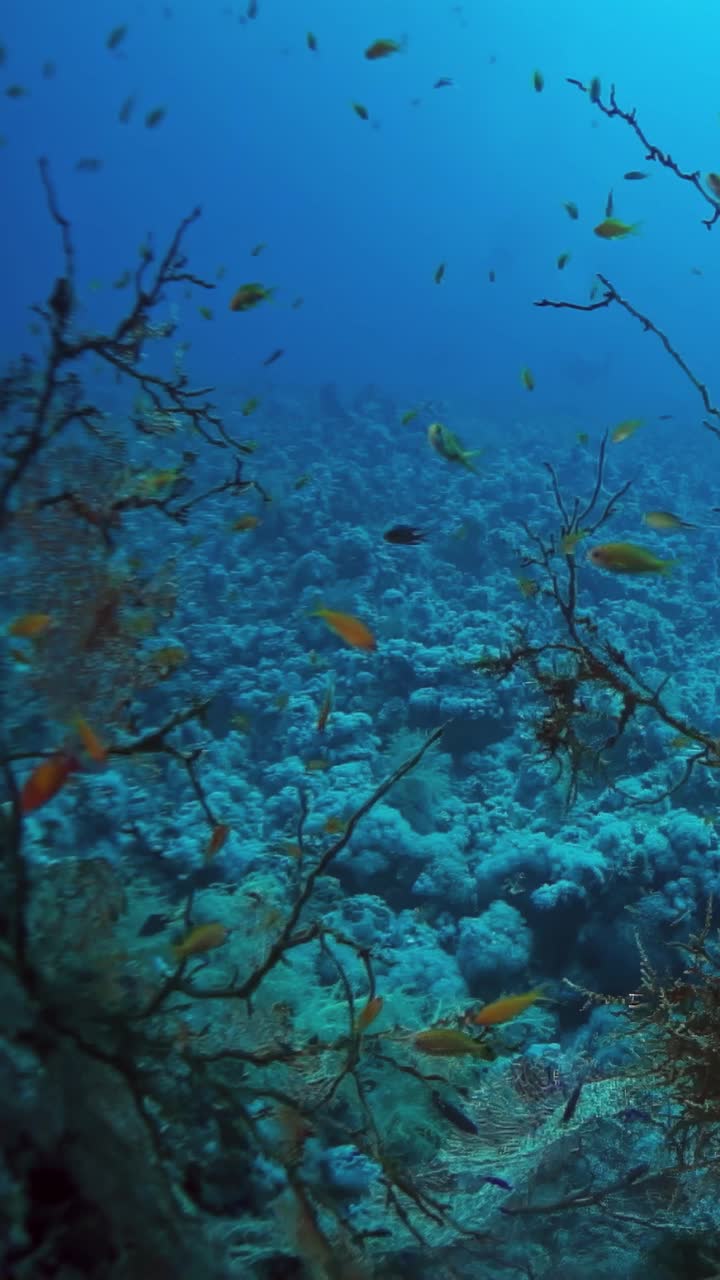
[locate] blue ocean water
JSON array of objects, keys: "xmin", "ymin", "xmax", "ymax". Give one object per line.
[{"xmin": 3, "ymin": 2, "xmax": 720, "ymax": 1278}]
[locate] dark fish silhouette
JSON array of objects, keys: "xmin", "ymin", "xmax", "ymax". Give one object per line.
[{"xmin": 384, "ymin": 525, "xmax": 426, "ymax": 545}]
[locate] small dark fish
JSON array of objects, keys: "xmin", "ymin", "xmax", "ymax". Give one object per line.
[
  {"xmin": 624, "ymin": 170, "xmax": 649, "ymax": 181},
  {"xmin": 247, "ymin": 0, "xmax": 258, "ymax": 17},
  {"xmin": 482, "ymin": 1175, "xmax": 513, "ymax": 1190},
  {"xmin": 658, "ymin": 414, "xmax": 673, "ymax": 420},
  {"xmin": 113, "ymin": 270, "xmax": 132, "ymax": 289},
  {"xmin": 0, "ymin": 43, "xmax": 6, "ymax": 67},
  {"xmin": 263, "ymin": 347, "xmax": 284, "ymax": 366},
  {"xmin": 588, "ymin": 75, "xmax": 602, "ymax": 103},
  {"xmin": 138, "ymin": 911, "xmax": 172, "ymax": 938},
  {"xmin": 352, "ymin": 102, "xmax": 369, "ymax": 120},
  {"xmin": 250, "ymin": 242, "xmax": 267, "ymax": 257},
  {"xmin": 291, "ymin": 296, "xmax": 304, "ymax": 309},
  {"xmin": 145, "ymin": 106, "xmax": 167, "ymax": 129},
  {"xmin": 434, "ymin": 77, "xmax": 453, "ymax": 88},
  {"xmin": 118, "ymin": 94, "xmax": 135, "ymax": 124},
  {"xmin": 384, "ymin": 525, "xmax": 426, "ymax": 545},
  {"xmin": 434, "ymin": 261, "xmax": 446, "ymax": 284},
  {"xmin": 488, "ymin": 269, "xmax": 496, "ymax": 283},
  {"xmin": 605, "ymin": 188, "xmax": 614, "ymax": 218},
  {"xmin": 75, "ymin": 156, "xmax": 102, "ymax": 172},
  {"xmin": 618, "ymin": 1107, "xmax": 651, "ymax": 1123},
  {"xmin": 307, "ymin": 31, "xmax": 317, "ymax": 52},
  {"xmin": 106, "ymin": 24, "xmax": 128, "ymax": 51},
  {"xmin": 532, "ymin": 69, "xmax": 544, "ymax": 93},
  {"xmin": 431, "ymin": 1090, "xmax": 479, "ymax": 1135},
  {"xmin": 563, "ymin": 201, "xmax": 579, "ymax": 220},
  {"xmin": 561, "ymin": 1078, "xmax": 585, "ymax": 1124},
  {"xmin": 42, "ymin": 60, "xmax": 56, "ymax": 79},
  {"xmin": 5, "ymin": 84, "xmax": 28, "ymax": 98}
]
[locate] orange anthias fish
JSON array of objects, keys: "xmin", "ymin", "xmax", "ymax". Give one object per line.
[
  {"xmin": 364, "ymin": 38, "xmax": 403, "ymax": 60},
  {"xmin": 355, "ymin": 995, "xmax": 383, "ymax": 1033},
  {"xmin": 311, "ymin": 606, "xmax": 376, "ymax": 651},
  {"xmin": 21, "ymin": 752, "xmax": 79, "ymax": 814},
  {"xmin": 8, "ymin": 613, "xmax": 53, "ymax": 639},
  {"xmin": 74, "ymin": 716, "xmax": 108, "ymax": 764},
  {"xmin": 172, "ymin": 922, "xmax": 228, "ymax": 961},
  {"xmin": 316, "ymin": 673, "xmax": 335, "ymax": 731},
  {"xmin": 469, "ymin": 989, "xmax": 543, "ymax": 1026},
  {"xmin": 205, "ymin": 823, "xmax": 231, "ymax": 863}
]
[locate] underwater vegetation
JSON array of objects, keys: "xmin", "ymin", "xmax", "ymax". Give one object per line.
[{"xmin": 6, "ymin": 8, "xmax": 720, "ymax": 1280}]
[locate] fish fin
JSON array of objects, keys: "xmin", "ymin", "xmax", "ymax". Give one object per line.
[{"xmin": 461, "ymin": 451, "xmax": 481, "ymax": 474}]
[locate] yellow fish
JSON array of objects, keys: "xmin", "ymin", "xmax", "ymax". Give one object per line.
[
  {"xmin": 594, "ymin": 218, "xmax": 641, "ymax": 239},
  {"xmin": 611, "ymin": 418, "xmax": 644, "ymax": 444},
  {"xmin": 427, "ymin": 423, "xmax": 481, "ymax": 473},
  {"xmin": 643, "ymin": 510, "xmax": 697, "ymax": 532},
  {"xmin": 172, "ymin": 922, "xmax": 227, "ymax": 961},
  {"xmin": 516, "ymin": 576, "xmax": 539, "ymax": 598},
  {"xmin": 560, "ymin": 529, "xmax": 587, "ymax": 556}
]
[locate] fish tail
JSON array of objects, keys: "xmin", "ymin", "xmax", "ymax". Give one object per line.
[{"xmin": 629, "ymin": 221, "xmax": 643, "ymax": 235}]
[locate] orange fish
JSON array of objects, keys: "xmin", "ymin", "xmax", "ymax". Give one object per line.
[
  {"xmin": 205, "ymin": 823, "xmax": 231, "ymax": 862},
  {"xmin": 469, "ymin": 989, "xmax": 543, "ymax": 1026},
  {"xmin": 355, "ymin": 996, "xmax": 383, "ymax": 1033},
  {"xmin": 172, "ymin": 922, "xmax": 228, "ymax": 961},
  {"xmin": 21, "ymin": 752, "xmax": 79, "ymax": 814},
  {"xmin": 305, "ymin": 758, "xmax": 331, "ymax": 772},
  {"xmin": 365, "ymin": 38, "xmax": 403, "ymax": 59},
  {"xmin": 311, "ymin": 606, "xmax": 376, "ymax": 651},
  {"xmin": 316, "ymin": 673, "xmax": 335, "ymax": 731},
  {"xmin": 8, "ymin": 613, "xmax": 52, "ymax": 639},
  {"xmin": 74, "ymin": 716, "xmax": 108, "ymax": 764}
]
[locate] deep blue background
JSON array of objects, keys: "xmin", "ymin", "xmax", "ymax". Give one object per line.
[{"xmin": 2, "ymin": 0, "xmax": 719, "ymax": 428}]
